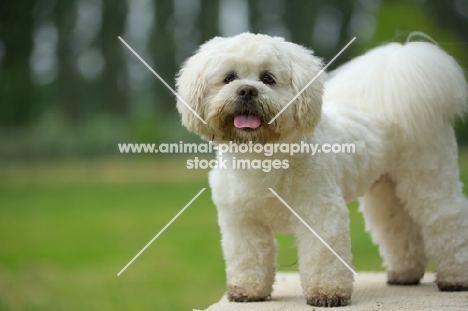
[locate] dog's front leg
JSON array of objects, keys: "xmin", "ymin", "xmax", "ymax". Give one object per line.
[
  {"xmin": 294, "ymin": 200, "xmax": 354, "ymax": 307},
  {"xmin": 218, "ymin": 214, "xmax": 276, "ymax": 302}
]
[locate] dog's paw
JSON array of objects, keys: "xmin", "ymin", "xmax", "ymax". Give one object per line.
[
  {"xmin": 387, "ymin": 279, "xmax": 420, "ymax": 286},
  {"xmin": 306, "ymin": 294, "xmax": 350, "ymax": 307},
  {"xmin": 437, "ymin": 281, "xmax": 468, "ymax": 291},
  {"xmin": 387, "ymin": 271, "xmax": 422, "ymax": 286},
  {"xmin": 227, "ymin": 287, "xmax": 271, "ymax": 302}
]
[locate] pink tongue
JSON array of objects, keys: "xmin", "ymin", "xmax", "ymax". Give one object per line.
[{"xmin": 234, "ymin": 115, "xmax": 261, "ymax": 129}]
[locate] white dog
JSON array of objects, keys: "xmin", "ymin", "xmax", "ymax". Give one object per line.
[{"xmin": 175, "ymin": 33, "xmax": 468, "ymax": 307}]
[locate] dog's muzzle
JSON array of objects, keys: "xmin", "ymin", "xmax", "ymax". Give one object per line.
[{"xmin": 232, "ymin": 85, "xmax": 263, "ymax": 130}]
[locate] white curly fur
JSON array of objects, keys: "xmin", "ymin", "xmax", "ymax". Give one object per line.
[{"xmin": 176, "ymin": 33, "xmax": 468, "ymax": 307}]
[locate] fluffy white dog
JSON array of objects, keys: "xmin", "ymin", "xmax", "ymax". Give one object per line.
[{"xmin": 175, "ymin": 33, "xmax": 468, "ymax": 307}]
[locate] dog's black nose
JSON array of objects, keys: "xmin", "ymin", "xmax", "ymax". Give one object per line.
[{"xmin": 237, "ymin": 85, "xmax": 258, "ymax": 99}]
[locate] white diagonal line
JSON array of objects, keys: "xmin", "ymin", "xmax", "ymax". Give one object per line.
[
  {"xmin": 118, "ymin": 36, "xmax": 207, "ymax": 125},
  {"xmin": 268, "ymin": 37, "xmax": 356, "ymax": 124},
  {"xmin": 117, "ymin": 188, "xmax": 206, "ymax": 276},
  {"xmin": 269, "ymin": 188, "xmax": 357, "ymax": 276}
]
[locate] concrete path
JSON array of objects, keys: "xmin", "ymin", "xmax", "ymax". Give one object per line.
[{"xmin": 203, "ymin": 272, "xmax": 468, "ymax": 310}]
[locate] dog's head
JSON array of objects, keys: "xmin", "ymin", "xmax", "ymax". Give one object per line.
[{"xmin": 176, "ymin": 33, "xmax": 324, "ymax": 144}]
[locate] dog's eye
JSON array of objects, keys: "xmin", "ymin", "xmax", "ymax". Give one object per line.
[
  {"xmin": 223, "ymin": 73, "xmax": 237, "ymax": 84},
  {"xmin": 261, "ymin": 73, "xmax": 276, "ymax": 85}
]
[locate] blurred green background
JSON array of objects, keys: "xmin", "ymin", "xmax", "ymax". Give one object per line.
[{"xmin": 1, "ymin": 0, "xmax": 468, "ymax": 310}]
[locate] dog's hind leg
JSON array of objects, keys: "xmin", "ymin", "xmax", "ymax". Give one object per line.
[
  {"xmin": 360, "ymin": 175, "xmax": 427, "ymax": 285},
  {"xmin": 390, "ymin": 143, "xmax": 468, "ymax": 291}
]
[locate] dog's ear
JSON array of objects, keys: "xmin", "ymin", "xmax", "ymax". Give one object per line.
[
  {"xmin": 285, "ymin": 43, "xmax": 324, "ymax": 135},
  {"xmin": 176, "ymin": 37, "xmax": 227, "ymax": 137},
  {"xmin": 176, "ymin": 51, "xmax": 209, "ymax": 136}
]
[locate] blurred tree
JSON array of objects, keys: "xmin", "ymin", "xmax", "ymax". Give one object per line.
[
  {"xmin": 0, "ymin": 1, "xmax": 35, "ymax": 125},
  {"xmin": 149, "ymin": 0, "xmax": 176, "ymax": 114},
  {"xmin": 332, "ymin": 0, "xmax": 354, "ymax": 65},
  {"xmin": 199, "ymin": 0, "xmax": 220, "ymax": 43},
  {"xmin": 283, "ymin": 0, "xmax": 355, "ymax": 68},
  {"xmin": 247, "ymin": 0, "xmax": 262, "ymax": 33},
  {"xmin": 284, "ymin": 1, "xmax": 317, "ymax": 47},
  {"xmin": 55, "ymin": 0, "xmax": 83, "ymax": 122},
  {"xmin": 101, "ymin": 0, "xmax": 129, "ymax": 116}
]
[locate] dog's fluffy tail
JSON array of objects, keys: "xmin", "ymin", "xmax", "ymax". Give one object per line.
[{"xmin": 324, "ymin": 40, "xmax": 468, "ymax": 142}]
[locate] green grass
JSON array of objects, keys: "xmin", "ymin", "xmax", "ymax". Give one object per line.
[{"xmin": 1, "ymin": 151, "xmax": 468, "ymax": 310}]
